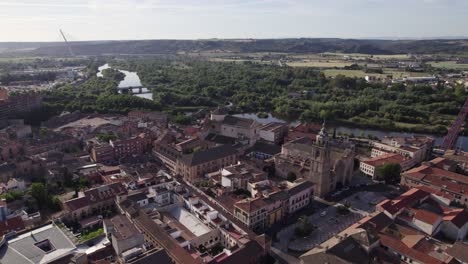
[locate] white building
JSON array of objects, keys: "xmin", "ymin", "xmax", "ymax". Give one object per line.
[
  {"xmin": 104, "ymin": 214, "xmax": 145, "ymax": 256},
  {"xmin": 258, "ymin": 122, "xmax": 288, "ymax": 145},
  {"xmin": 209, "ymin": 109, "xmax": 262, "ymax": 145}
]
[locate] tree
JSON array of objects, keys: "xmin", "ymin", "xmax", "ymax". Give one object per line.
[
  {"xmin": 287, "ymin": 172, "xmax": 297, "ymax": 182},
  {"xmin": 376, "ymin": 163, "xmax": 402, "ymax": 183},
  {"xmin": 30, "ymin": 183, "xmax": 48, "ymax": 206},
  {"xmin": 0, "ymin": 190, "xmax": 24, "ymax": 202},
  {"xmin": 29, "ymin": 182, "xmax": 62, "ymax": 212},
  {"xmin": 294, "ymin": 216, "xmax": 315, "ymax": 237},
  {"xmin": 337, "ymin": 205, "xmax": 350, "ymax": 215},
  {"xmin": 172, "ymin": 113, "xmax": 192, "ymax": 125}
]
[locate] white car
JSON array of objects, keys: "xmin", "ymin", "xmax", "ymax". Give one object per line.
[{"xmin": 320, "ymin": 211, "xmax": 327, "ymax": 217}]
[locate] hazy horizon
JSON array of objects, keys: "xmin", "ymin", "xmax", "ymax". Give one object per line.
[{"xmin": 1, "ymin": 0, "xmax": 468, "ymax": 42}]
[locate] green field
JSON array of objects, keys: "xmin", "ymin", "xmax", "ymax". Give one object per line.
[
  {"xmin": 321, "ymin": 52, "xmax": 411, "ymax": 60},
  {"xmin": 286, "ymin": 61, "xmax": 354, "ymax": 68},
  {"xmin": 429, "ymin": 61, "xmax": 468, "ymax": 70},
  {"xmin": 384, "ymin": 69, "xmax": 430, "ymax": 78},
  {"xmin": 323, "ymin": 69, "xmax": 385, "ymax": 78},
  {"xmin": 323, "ymin": 68, "xmax": 431, "ymax": 78},
  {"xmin": 0, "ymin": 56, "xmax": 84, "ymax": 63},
  {"xmin": 0, "ymin": 57, "xmax": 42, "ymax": 63}
]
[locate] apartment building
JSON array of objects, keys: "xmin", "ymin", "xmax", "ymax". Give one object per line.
[
  {"xmin": 234, "ymin": 197, "xmax": 268, "ymax": 231},
  {"xmin": 177, "ymin": 144, "xmax": 239, "ymax": 183},
  {"xmin": 401, "ymin": 158, "xmax": 468, "ymax": 206},
  {"xmin": 208, "ymin": 109, "xmax": 262, "ymax": 145},
  {"xmin": 360, "ymin": 153, "xmax": 413, "ymax": 180},
  {"xmin": 104, "ymin": 214, "xmax": 145, "ymax": 256},
  {"xmin": 63, "ymin": 182, "xmax": 127, "ymax": 221},
  {"xmin": 110, "ymin": 133, "xmax": 152, "ymax": 160},
  {"xmin": 372, "ymin": 136, "xmax": 434, "ymax": 164},
  {"xmin": 259, "ymin": 122, "xmax": 288, "ymax": 144}
]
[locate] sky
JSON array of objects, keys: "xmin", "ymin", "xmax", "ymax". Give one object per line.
[{"xmin": 1, "ymin": 0, "xmax": 468, "ymax": 42}]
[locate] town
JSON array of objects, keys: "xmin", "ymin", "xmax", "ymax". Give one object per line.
[
  {"xmin": 1, "ymin": 2, "xmax": 468, "ymax": 260},
  {"xmin": 0, "ymin": 63, "xmax": 467, "ymax": 264}
]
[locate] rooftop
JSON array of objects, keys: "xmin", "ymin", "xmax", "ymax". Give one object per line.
[
  {"xmin": 205, "ymin": 133, "xmax": 237, "ymax": 145},
  {"xmin": 361, "ymin": 153, "xmax": 408, "ymax": 167},
  {"xmin": 181, "ymin": 144, "xmax": 237, "ymax": 166},
  {"xmin": 287, "ymin": 180, "xmax": 314, "ymax": 196},
  {"xmin": 246, "ymin": 141, "xmax": 281, "ymax": 156},
  {"xmin": 168, "ymin": 207, "xmax": 211, "ymax": 237},
  {"xmin": 377, "ymin": 188, "xmax": 430, "ymax": 215},
  {"xmin": 259, "ymin": 122, "xmax": 286, "ymax": 132},
  {"xmin": 105, "ymin": 215, "xmax": 142, "ymax": 241},
  {"xmin": 403, "ymin": 160, "xmax": 468, "ymax": 186},
  {"xmin": 446, "ymin": 241, "xmax": 468, "ymax": 263},
  {"xmin": 235, "ymin": 197, "xmax": 268, "ymax": 213},
  {"xmin": 64, "ymin": 182, "xmax": 127, "ymax": 211},
  {"xmin": 0, "ymin": 224, "xmax": 76, "ymax": 264},
  {"xmin": 222, "ymin": 116, "xmax": 256, "ymax": 128}
]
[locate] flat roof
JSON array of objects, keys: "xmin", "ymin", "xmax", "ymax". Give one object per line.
[
  {"xmin": 0, "ymin": 224, "xmax": 76, "ymax": 264},
  {"xmin": 168, "ymin": 207, "xmax": 211, "ymax": 237}
]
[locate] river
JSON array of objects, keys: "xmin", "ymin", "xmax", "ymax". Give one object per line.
[
  {"xmin": 234, "ymin": 113, "xmax": 468, "ymax": 151},
  {"xmin": 97, "ymin": 64, "xmax": 153, "ymax": 100},
  {"xmin": 95, "ymin": 66, "xmax": 467, "ymax": 151}
]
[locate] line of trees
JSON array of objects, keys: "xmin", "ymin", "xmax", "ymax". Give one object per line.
[{"xmin": 114, "ymin": 58, "xmax": 464, "ymax": 134}]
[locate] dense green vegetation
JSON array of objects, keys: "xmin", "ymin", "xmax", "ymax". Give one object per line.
[
  {"xmin": 376, "ymin": 163, "xmax": 402, "ymax": 183},
  {"xmin": 0, "ymin": 72, "xmax": 56, "ymax": 84},
  {"xmin": 41, "ymin": 61, "xmax": 161, "ymax": 118},
  {"xmin": 29, "ymin": 182, "xmax": 61, "ymax": 212},
  {"xmin": 79, "ymin": 228, "xmax": 104, "ymax": 242},
  {"xmin": 115, "ymin": 58, "xmax": 465, "ymax": 134},
  {"xmin": 0, "ymin": 190, "xmax": 24, "ymax": 202}
]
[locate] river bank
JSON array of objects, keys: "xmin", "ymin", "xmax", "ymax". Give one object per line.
[{"xmin": 235, "ymin": 113, "xmax": 468, "ymax": 151}]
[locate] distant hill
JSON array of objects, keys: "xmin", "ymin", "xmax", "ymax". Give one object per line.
[{"xmin": 2, "ymin": 38, "xmax": 468, "ymax": 56}]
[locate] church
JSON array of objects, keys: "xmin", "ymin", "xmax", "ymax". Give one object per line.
[{"xmin": 274, "ymin": 123, "xmax": 355, "ymax": 197}]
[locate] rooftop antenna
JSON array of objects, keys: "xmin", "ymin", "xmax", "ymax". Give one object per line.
[{"xmin": 59, "ymin": 29, "xmax": 75, "ymax": 57}]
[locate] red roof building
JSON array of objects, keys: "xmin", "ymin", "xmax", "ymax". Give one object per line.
[{"xmin": 401, "ymin": 158, "xmax": 468, "ymax": 207}]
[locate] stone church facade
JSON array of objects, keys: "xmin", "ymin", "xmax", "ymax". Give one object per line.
[{"xmin": 274, "ymin": 124, "xmax": 355, "ymax": 197}]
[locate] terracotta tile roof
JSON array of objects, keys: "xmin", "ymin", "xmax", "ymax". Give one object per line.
[
  {"xmin": 412, "ymin": 209, "xmax": 441, "ymax": 225},
  {"xmin": 443, "ymin": 209, "xmax": 468, "ymax": 228},
  {"xmin": 401, "ymin": 235, "xmax": 425, "ymax": 248},
  {"xmin": 403, "ymin": 163, "xmax": 468, "ymax": 185},
  {"xmin": 235, "ymin": 197, "xmax": 268, "ymax": 213},
  {"xmin": 217, "ymin": 194, "xmax": 243, "ymax": 213},
  {"xmin": 446, "ymin": 241, "xmax": 468, "ymax": 263},
  {"xmin": 417, "ymin": 186, "xmax": 454, "ymax": 200},
  {"xmin": 361, "ymin": 153, "xmax": 407, "ymax": 167},
  {"xmin": 64, "ymin": 196, "xmax": 90, "ymax": 211},
  {"xmin": 355, "ymin": 212, "xmax": 392, "ymax": 232},
  {"xmin": 379, "ymin": 234, "xmax": 444, "ymax": 264},
  {"xmin": 64, "ymin": 182, "xmax": 127, "ymax": 212},
  {"xmin": 377, "ymin": 188, "xmax": 430, "ymax": 215}
]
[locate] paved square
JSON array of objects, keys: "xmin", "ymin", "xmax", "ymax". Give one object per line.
[{"xmin": 276, "ymin": 204, "xmax": 364, "ymax": 252}]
